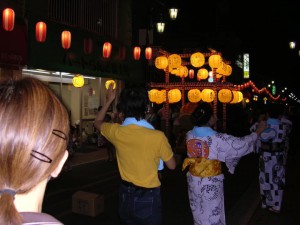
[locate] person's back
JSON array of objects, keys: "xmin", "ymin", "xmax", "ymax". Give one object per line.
[
  {"xmin": 0, "ymin": 77, "xmax": 69, "ymax": 225},
  {"xmin": 94, "ymin": 85, "xmax": 176, "ymax": 225}
]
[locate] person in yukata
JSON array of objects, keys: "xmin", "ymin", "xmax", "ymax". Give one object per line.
[
  {"xmin": 251, "ymin": 103, "xmax": 289, "ymax": 213},
  {"xmin": 182, "ymin": 102, "xmax": 266, "ymax": 225}
]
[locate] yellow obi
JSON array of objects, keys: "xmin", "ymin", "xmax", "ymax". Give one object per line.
[{"xmin": 182, "ymin": 157, "xmax": 222, "ymax": 177}]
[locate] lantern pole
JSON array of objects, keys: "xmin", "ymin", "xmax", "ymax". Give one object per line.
[
  {"xmin": 223, "ymin": 103, "xmax": 226, "ymax": 132},
  {"xmin": 181, "ymin": 76, "xmax": 185, "ymax": 106},
  {"xmin": 213, "ymin": 68, "xmax": 218, "ymax": 130},
  {"xmin": 165, "ymin": 67, "xmax": 170, "ymax": 139}
]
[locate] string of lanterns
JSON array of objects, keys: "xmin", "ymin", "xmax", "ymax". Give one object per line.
[
  {"xmin": 234, "ymin": 80, "xmax": 286, "ymax": 102},
  {"xmin": 2, "ymin": 8, "xmax": 153, "ymax": 60}
]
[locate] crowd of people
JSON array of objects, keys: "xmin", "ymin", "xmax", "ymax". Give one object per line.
[{"xmin": 0, "ymin": 76, "xmax": 296, "ymax": 225}]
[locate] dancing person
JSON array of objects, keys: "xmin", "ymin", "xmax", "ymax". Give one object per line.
[
  {"xmin": 182, "ymin": 102, "xmax": 266, "ymax": 225},
  {"xmin": 251, "ymin": 103, "xmax": 289, "ymax": 213},
  {"xmin": 0, "ymin": 77, "xmax": 69, "ymax": 225},
  {"xmin": 94, "ymin": 84, "xmax": 176, "ymax": 225}
]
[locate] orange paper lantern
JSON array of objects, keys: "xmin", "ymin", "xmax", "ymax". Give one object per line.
[
  {"xmin": 133, "ymin": 46, "xmax": 141, "ymax": 60},
  {"xmin": 103, "ymin": 42, "xmax": 112, "ymax": 58},
  {"xmin": 61, "ymin": 30, "xmax": 71, "ymax": 49},
  {"xmin": 190, "ymin": 52, "xmax": 205, "ymax": 68},
  {"xmin": 168, "ymin": 89, "xmax": 181, "ymax": 103},
  {"xmin": 188, "ymin": 89, "xmax": 202, "ymax": 103},
  {"xmin": 145, "ymin": 47, "xmax": 152, "ymax": 60},
  {"xmin": 35, "ymin": 21, "xmax": 47, "ymax": 42},
  {"xmin": 2, "ymin": 8, "xmax": 15, "ymax": 31},
  {"xmin": 230, "ymin": 91, "xmax": 243, "ymax": 104},
  {"xmin": 218, "ymin": 89, "xmax": 233, "ymax": 103},
  {"xmin": 201, "ymin": 89, "xmax": 215, "ymax": 103},
  {"xmin": 155, "ymin": 56, "xmax": 168, "ymax": 69},
  {"xmin": 208, "ymin": 54, "xmax": 222, "ymax": 68},
  {"xmin": 197, "ymin": 68, "xmax": 209, "ymax": 81}
]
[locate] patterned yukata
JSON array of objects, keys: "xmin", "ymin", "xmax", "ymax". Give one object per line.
[
  {"xmin": 182, "ymin": 127, "xmax": 258, "ymax": 225},
  {"xmin": 251, "ymin": 118, "xmax": 288, "ymax": 212}
]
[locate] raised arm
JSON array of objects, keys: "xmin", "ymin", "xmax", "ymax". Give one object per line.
[{"xmin": 94, "ymin": 84, "xmax": 116, "ymax": 131}]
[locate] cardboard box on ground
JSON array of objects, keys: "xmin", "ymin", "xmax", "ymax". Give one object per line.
[{"xmin": 72, "ymin": 191, "xmax": 104, "ymax": 217}]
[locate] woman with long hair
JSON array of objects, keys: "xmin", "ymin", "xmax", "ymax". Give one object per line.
[{"xmin": 0, "ymin": 77, "xmax": 69, "ymax": 225}]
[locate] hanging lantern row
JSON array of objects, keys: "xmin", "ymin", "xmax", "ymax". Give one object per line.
[
  {"xmin": 2, "ymin": 9, "xmax": 152, "ymax": 60},
  {"xmin": 148, "ymin": 89, "xmax": 182, "ymax": 104},
  {"xmin": 149, "ymin": 88, "xmax": 243, "ymax": 104},
  {"xmin": 234, "ymin": 80, "xmax": 283, "ymax": 101},
  {"xmin": 2, "ymin": 8, "xmax": 15, "ymax": 31},
  {"xmin": 155, "ymin": 53, "xmax": 231, "ymax": 76}
]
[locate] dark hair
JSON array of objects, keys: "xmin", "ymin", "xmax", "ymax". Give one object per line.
[
  {"xmin": 117, "ymin": 87, "xmax": 149, "ymax": 120},
  {"xmin": 191, "ymin": 102, "xmax": 213, "ymax": 126}
]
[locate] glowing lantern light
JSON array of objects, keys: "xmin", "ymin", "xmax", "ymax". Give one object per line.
[
  {"xmin": 189, "ymin": 69, "xmax": 194, "ymax": 79},
  {"xmin": 177, "ymin": 66, "xmax": 188, "ymax": 78},
  {"xmin": 168, "ymin": 54, "xmax": 181, "ymax": 70},
  {"xmin": 133, "ymin": 46, "xmax": 141, "ymax": 60},
  {"xmin": 61, "ymin": 30, "xmax": 71, "ymax": 49},
  {"xmin": 168, "ymin": 89, "xmax": 181, "ymax": 103},
  {"xmin": 208, "ymin": 54, "xmax": 222, "ymax": 68},
  {"xmin": 148, "ymin": 89, "xmax": 160, "ymax": 103},
  {"xmin": 72, "ymin": 74, "xmax": 84, "ymax": 88},
  {"xmin": 190, "ymin": 52, "xmax": 205, "ymax": 68},
  {"xmin": 197, "ymin": 68, "xmax": 209, "ymax": 81},
  {"xmin": 202, "ymin": 89, "xmax": 215, "ymax": 102},
  {"xmin": 218, "ymin": 89, "xmax": 233, "ymax": 103},
  {"xmin": 105, "ymin": 80, "xmax": 116, "ymax": 89},
  {"xmin": 145, "ymin": 47, "xmax": 152, "ymax": 60},
  {"xmin": 230, "ymin": 91, "xmax": 243, "ymax": 104},
  {"xmin": 2, "ymin": 8, "xmax": 15, "ymax": 31},
  {"xmin": 155, "ymin": 56, "xmax": 168, "ymax": 69},
  {"xmin": 35, "ymin": 21, "xmax": 47, "ymax": 42},
  {"xmin": 84, "ymin": 38, "xmax": 93, "ymax": 55},
  {"xmin": 103, "ymin": 42, "xmax": 112, "ymax": 58},
  {"xmin": 188, "ymin": 89, "xmax": 202, "ymax": 103}
]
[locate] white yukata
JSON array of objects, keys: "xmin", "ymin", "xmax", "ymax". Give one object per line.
[{"xmin": 182, "ymin": 126, "xmax": 258, "ymax": 225}]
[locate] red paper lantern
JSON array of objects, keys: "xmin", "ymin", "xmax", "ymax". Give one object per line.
[
  {"xmin": 145, "ymin": 47, "xmax": 152, "ymax": 60},
  {"xmin": 61, "ymin": 30, "xmax": 71, "ymax": 49},
  {"xmin": 83, "ymin": 38, "xmax": 93, "ymax": 55},
  {"xmin": 35, "ymin": 21, "xmax": 47, "ymax": 42},
  {"xmin": 2, "ymin": 8, "xmax": 15, "ymax": 31},
  {"xmin": 103, "ymin": 42, "xmax": 112, "ymax": 58},
  {"xmin": 133, "ymin": 46, "xmax": 141, "ymax": 60},
  {"xmin": 189, "ymin": 69, "xmax": 194, "ymax": 79}
]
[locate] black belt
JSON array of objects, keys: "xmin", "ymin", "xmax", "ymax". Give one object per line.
[
  {"xmin": 121, "ymin": 180, "xmax": 157, "ymax": 191},
  {"xmin": 260, "ymin": 142, "xmax": 285, "ymax": 152}
]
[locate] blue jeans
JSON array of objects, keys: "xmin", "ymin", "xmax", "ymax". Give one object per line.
[{"xmin": 118, "ymin": 183, "xmax": 162, "ymax": 225}]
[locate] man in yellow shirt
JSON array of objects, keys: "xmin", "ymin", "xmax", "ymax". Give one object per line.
[{"xmin": 94, "ymin": 84, "xmax": 176, "ymax": 225}]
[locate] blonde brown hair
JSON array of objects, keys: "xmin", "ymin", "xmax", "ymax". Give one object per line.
[{"xmin": 0, "ymin": 77, "xmax": 69, "ymax": 225}]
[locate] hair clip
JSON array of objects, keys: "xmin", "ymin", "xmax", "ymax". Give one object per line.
[
  {"xmin": 31, "ymin": 150, "xmax": 52, "ymax": 163},
  {"xmin": 52, "ymin": 129, "xmax": 67, "ymax": 140}
]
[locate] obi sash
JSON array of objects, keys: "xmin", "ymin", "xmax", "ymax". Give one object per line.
[{"xmin": 182, "ymin": 157, "xmax": 222, "ymax": 177}]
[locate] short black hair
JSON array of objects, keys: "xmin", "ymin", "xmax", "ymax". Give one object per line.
[
  {"xmin": 191, "ymin": 102, "xmax": 213, "ymax": 126},
  {"xmin": 117, "ymin": 87, "xmax": 149, "ymax": 120}
]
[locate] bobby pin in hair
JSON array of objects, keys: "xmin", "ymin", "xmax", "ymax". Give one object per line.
[
  {"xmin": 52, "ymin": 129, "xmax": 67, "ymax": 140},
  {"xmin": 0, "ymin": 189, "xmax": 17, "ymax": 197},
  {"xmin": 31, "ymin": 150, "xmax": 52, "ymax": 163}
]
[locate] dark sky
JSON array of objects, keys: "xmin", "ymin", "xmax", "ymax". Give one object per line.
[{"xmin": 134, "ymin": 0, "xmax": 300, "ymax": 98}]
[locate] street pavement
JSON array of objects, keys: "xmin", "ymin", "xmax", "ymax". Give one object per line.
[{"xmin": 43, "ymin": 136, "xmax": 300, "ymax": 225}]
